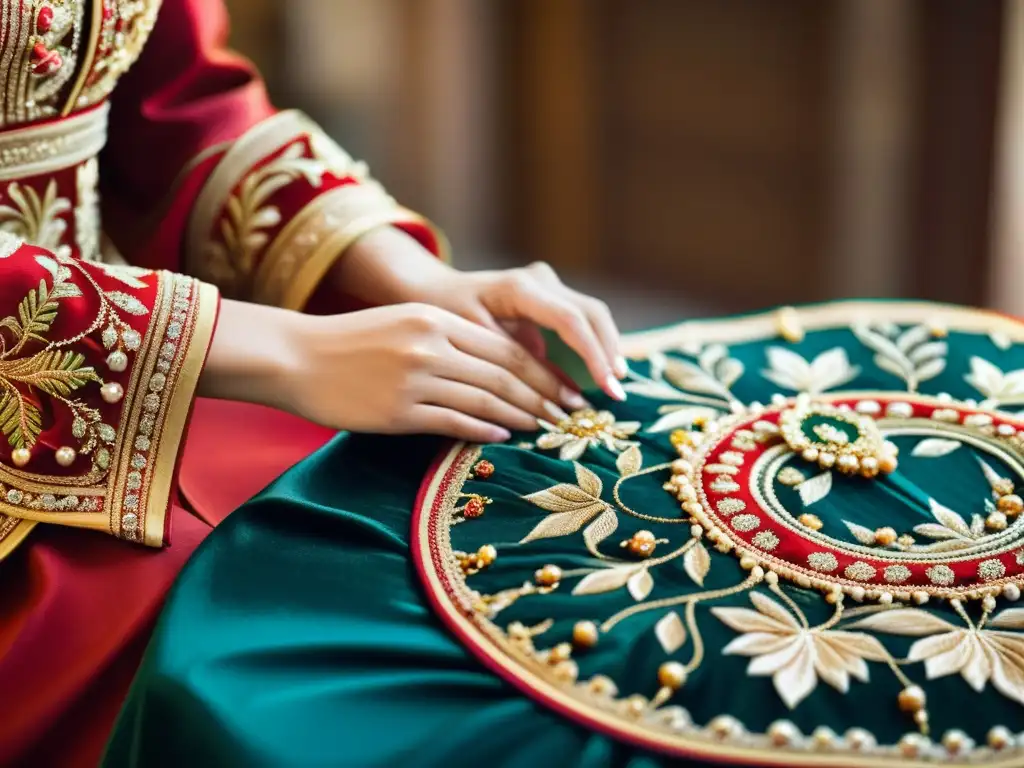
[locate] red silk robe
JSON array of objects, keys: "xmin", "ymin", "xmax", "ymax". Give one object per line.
[{"xmin": 0, "ymin": 2, "xmax": 445, "ymax": 765}]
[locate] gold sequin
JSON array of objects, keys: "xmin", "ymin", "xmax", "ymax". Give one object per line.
[
  {"xmin": 731, "ymin": 514, "xmax": 760, "ymax": 532},
  {"xmin": 979, "ymin": 560, "xmax": 1007, "ymax": 582},
  {"xmin": 807, "ymin": 552, "xmax": 839, "ymax": 573},
  {"xmin": 844, "ymin": 562, "xmax": 877, "ymax": 581},
  {"xmin": 752, "ymin": 531, "xmax": 780, "ymax": 551},
  {"xmin": 716, "ymin": 498, "xmax": 746, "ymax": 516},
  {"xmin": 926, "ymin": 565, "xmax": 955, "ymax": 586},
  {"xmin": 884, "ymin": 565, "xmax": 912, "ymax": 584}
]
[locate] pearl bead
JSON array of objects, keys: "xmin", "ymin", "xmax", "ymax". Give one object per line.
[
  {"xmin": 983, "ymin": 595, "xmax": 997, "ymax": 612},
  {"xmin": 739, "ymin": 556, "xmax": 756, "ymax": 570},
  {"xmin": 912, "ymin": 591, "xmax": 929, "ymax": 605},
  {"xmin": 987, "ymin": 511, "xmax": 1009, "ymax": 531},
  {"xmin": 844, "ymin": 728, "xmax": 876, "ymax": 750},
  {"xmin": 763, "ymin": 570, "xmax": 779, "ymax": 586},
  {"xmin": 850, "ymin": 586, "xmax": 866, "ymax": 602},
  {"xmin": 708, "ymin": 715, "xmax": 742, "ymax": 739},
  {"xmin": 750, "ymin": 566, "xmax": 765, "ymax": 581},
  {"xmin": 100, "ymin": 382, "xmax": 124, "ymax": 404},
  {"xmin": 941, "ymin": 729, "xmax": 972, "ymax": 756},
  {"xmin": 801, "ymin": 447, "xmax": 819, "ymax": 462},
  {"xmin": 10, "ymin": 447, "xmax": 31, "ymax": 467},
  {"xmin": 678, "ymin": 486, "xmax": 697, "ymax": 502},
  {"xmin": 587, "ymin": 674, "xmax": 617, "ymax": 697},
  {"xmin": 987, "ymin": 726, "xmax": 1014, "ymax": 750},
  {"xmin": 897, "ymin": 685, "xmax": 926, "ymax": 713},
  {"xmin": 825, "ymin": 590, "xmax": 843, "ymax": 605},
  {"xmin": 899, "ymin": 734, "xmax": 928, "ymax": 758},
  {"xmin": 879, "ymin": 592, "xmax": 893, "ymax": 605},
  {"xmin": 682, "ymin": 502, "xmax": 702, "ymax": 516},
  {"xmin": 999, "ymin": 494, "xmax": 1024, "ymax": 516},
  {"xmin": 767, "ymin": 720, "xmax": 800, "ymax": 747},
  {"xmin": 535, "ymin": 564, "xmax": 562, "ymax": 586},
  {"xmin": 819, "ymin": 451, "xmax": 836, "ymax": 468},
  {"xmin": 860, "ymin": 456, "xmax": 879, "ymax": 477},
  {"xmin": 798, "ymin": 513, "xmax": 823, "ymax": 531},
  {"xmin": 657, "ymin": 661, "xmax": 688, "ymax": 690},
  {"xmin": 106, "ymin": 351, "xmax": 128, "ymax": 372},
  {"xmin": 572, "ymin": 620, "xmax": 599, "ymax": 649},
  {"xmin": 55, "ymin": 446, "xmax": 76, "ymax": 467},
  {"xmin": 874, "ymin": 527, "xmax": 898, "ymax": 546},
  {"xmin": 1004, "ymin": 583, "xmax": 1021, "ymax": 601},
  {"xmin": 837, "ymin": 454, "xmax": 859, "ymax": 473},
  {"xmin": 672, "ymin": 459, "xmax": 693, "ymax": 474},
  {"xmin": 897, "ymin": 534, "xmax": 915, "ymax": 548},
  {"xmin": 810, "ymin": 726, "xmax": 837, "ymax": 750},
  {"xmin": 548, "ymin": 642, "xmax": 572, "ymax": 663},
  {"xmin": 476, "ymin": 545, "xmax": 497, "ymax": 566},
  {"xmin": 552, "ymin": 660, "xmax": 578, "ymax": 683},
  {"xmin": 690, "ymin": 525, "xmax": 703, "ymax": 539},
  {"xmin": 994, "ymin": 478, "xmax": 1016, "ymax": 496},
  {"xmin": 878, "ymin": 455, "xmax": 898, "ymax": 474},
  {"xmin": 634, "ymin": 530, "xmax": 656, "ymax": 544},
  {"xmin": 625, "ymin": 695, "xmax": 647, "ymax": 718}
]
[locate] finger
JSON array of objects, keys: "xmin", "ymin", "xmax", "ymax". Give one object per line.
[
  {"xmin": 436, "ymin": 349, "xmax": 566, "ymax": 423},
  {"xmin": 408, "ymin": 404, "xmax": 512, "ymax": 443},
  {"xmin": 505, "ymin": 319, "xmax": 548, "ymax": 360},
  {"xmin": 507, "ymin": 278, "xmax": 625, "ymax": 401},
  {"xmin": 445, "ymin": 317, "xmax": 587, "ymax": 410},
  {"xmin": 566, "ymin": 289, "xmax": 626, "ymax": 378},
  {"xmin": 423, "ymin": 378, "xmax": 537, "ymax": 432}
]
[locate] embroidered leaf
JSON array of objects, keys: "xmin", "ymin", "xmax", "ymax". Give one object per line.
[
  {"xmin": 519, "ymin": 504, "xmax": 606, "ymax": 544},
  {"xmin": 978, "ymin": 457, "xmax": 1006, "ymax": 492},
  {"xmin": 647, "ymin": 405, "xmax": 722, "ymax": 433},
  {"xmin": 0, "ymin": 388, "xmax": 41, "ymax": 449},
  {"xmin": 929, "ymin": 498, "xmax": 971, "ymax": 537},
  {"xmin": 96, "ymin": 263, "xmax": 149, "ymax": 289},
  {"xmin": 844, "ymin": 520, "xmax": 878, "ymax": 546},
  {"xmin": 7, "ymin": 350, "xmax": 101, "ymax": 396},
  {"xmin": 797, "ymin": 472, "xmax": 832, "ymax": 506},
  {"xmin": 34, "ymin": 255, "xmax": 58, "ymax": 280},
  {"xmin": 616, "ymin": 444, "xmax": 642, "ymax": 477},
  {"xmin": 912, "ymin": 523, "xmax": 964, "ymax": 541},
  {"xmin": 663, "ymin": 358, "xmax": 733, "ymax": 399},
  {"xmin": 582, "ymin": 507, "xmax": 618, "ymax": 553},
  {"xmin": 655, "ymin": 611, "xmax": 687, "ymax": 654},
  {"xmin": 989, "ymin": 609, "xmax": 1024, "ymax": 630},
  {"xmin": 574, "ymin": 462, "xmax": 603, "ymax": 497},
  {"xmin": 853, "ymin": 323, "xmax": 946, "ymax": 391},
  {"xmin": 105, "ymin": 291, "xmax": 147, "ymax": 316},
  {"xmin": 971, "ymin": 514, "xmax": 986, "ymax": 538},
  {"xmin": 627, "ymin": 568, "xmax": 654, "ymax": 601},
  {"xmin": 965, "ymin": 357, "xmax": 1024, "ymax": 404},
  {"xmin": 572, "ymin": 566, "xmax": 636, "ymax": 596},
  {"xmin": 896, "ymin": 325, "xmax": 931, "ymax": 353},
  {"xmin": 761, "ymin": 347, "xmax": 859, "ymax": 393},
  {"xmin": 683, "ymin": 541, "xmax": 711, "ymax": 586},
  {"xmin": 911, "ymin": 438, "xmax": 961, "ymax": 458},
  {"xmin": 991, "ymin": 332, "xmax": 1013, "ymax": 351},
  {"xmin": 846, "ymin": 609, "xmax": 957, "ymax": 636}
]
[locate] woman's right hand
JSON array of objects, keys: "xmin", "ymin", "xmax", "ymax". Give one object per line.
[{"xmin": 202, "ymin": 300, "xmax": 587, "ymax": 442}]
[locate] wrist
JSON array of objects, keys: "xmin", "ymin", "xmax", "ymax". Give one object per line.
[{"xmin": 329, "ymin": 226, "xmax": 455, "ymax": 306}]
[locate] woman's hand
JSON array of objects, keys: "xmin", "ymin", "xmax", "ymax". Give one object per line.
[
  {"xmin": 331, "ymin": 227, "xmax": 628, "ymax": 400},
  {"xmin": 201, "ymin": 299, "xmax": 588, "ymax": 443}
]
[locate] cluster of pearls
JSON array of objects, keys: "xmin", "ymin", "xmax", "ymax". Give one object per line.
[
  {"xmin": 779, "ymin": 398, "xmax": 898, "ymax": 477},
  {"xmin": 457, "ymin": 544, "xmax": 496, "ymax": 575}
]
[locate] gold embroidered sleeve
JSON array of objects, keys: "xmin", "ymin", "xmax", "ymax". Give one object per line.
[
  {"xmin": 186, "ymin": 111, "xmax": 449, "ymax": 310},
  {"xmin": 0, "ymin": 234, "xmax": 218, "ymax": 559}
]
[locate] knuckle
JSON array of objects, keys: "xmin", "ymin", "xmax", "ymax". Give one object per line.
[
  {"xmin": 528, "ymin": 260, "xmax": 557, "ymax": 279},
  {"xmin": 401, "ymin": 303, "xmax": 445, "ymax": 334}
]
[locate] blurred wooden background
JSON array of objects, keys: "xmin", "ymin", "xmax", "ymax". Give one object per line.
[{"xmin": 224, "ymin": 0, "xmax": 1015, "ymax": 317}]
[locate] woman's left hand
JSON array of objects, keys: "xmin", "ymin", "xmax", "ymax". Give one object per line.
[{"xmin": 330, "ymin": 227, "xmax": 628, "ymax": 401}]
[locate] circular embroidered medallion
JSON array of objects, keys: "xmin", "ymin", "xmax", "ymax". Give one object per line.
[
  {"xmin": 414, "ymin": 304, "xmax": 1024, "ymax": 767},
  {"xmin": 680, "ymin": 394, "xmax": 1024, "ymax": 603}
]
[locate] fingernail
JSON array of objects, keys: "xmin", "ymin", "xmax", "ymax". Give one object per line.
[
  {"xmin": 560, "ymin": 388, "xmax": 587, "ymax": 410},
  {"xmin": 606, "ymin": 375, "xmax": 627, "ymax": 402},
  {"xmin": 489, "ymin": 427, "xmax": 512, "ymax": 442},
  {"xmin": 614, "ymin": 355, "xmax": 629, "ymax": 378},
  {"xmin": 543, "ymin": 399, "xmax": 570, "ymax": 422}
]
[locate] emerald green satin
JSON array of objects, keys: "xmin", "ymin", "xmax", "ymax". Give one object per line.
[
  {"xmin": 103, "ymin": 434, "xmax": 677, "ymax": 768},
  {"xmin": 104, "ymin": 319, "xmax": 1024, "ymax": 767}
]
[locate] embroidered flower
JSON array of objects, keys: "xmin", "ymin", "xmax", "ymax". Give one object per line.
[
  {"xmin": 712, "ymin": 592, "xmax": 887, "ymax": 709},
  {"xmin": 847, "ymin": 608, "xmax": 1024, "ymax": 705},
  {"xmin": 761, "ymin": 347, "xmax": 859, "ymax": 394},
  {"xmin": 536, "ymin": 408, "xmax": 640, "ymax": 461}
]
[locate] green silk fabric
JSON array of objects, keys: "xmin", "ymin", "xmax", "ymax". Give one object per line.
[{"xmin": 105, "ymin": 309, "xmax": 1024, "ymax": 767}]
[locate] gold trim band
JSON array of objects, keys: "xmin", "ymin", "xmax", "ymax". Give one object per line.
[{"xmin": 0, "ymin": 102, "xmax": 108, "ymax": 181}]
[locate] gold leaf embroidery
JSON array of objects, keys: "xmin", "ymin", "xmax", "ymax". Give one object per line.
[
  {"xmin": 683, "ymin": 541, "xmax": 711, "ymax": 587},
  {"xmin": 582, "ymin": 507, "xmax": 618, "ymax": 554},
  {"xmin": 104, "ymin": 291, "xmax": 148, "ymax": 316},
  {"xmin": 0, "ymin": 180, "xmax": 72, "ymax": 258},
  {"xmin": 655, "ymin": 611, "xmax": 687, "ymax": 653},
  {"xmin": 627, "ymin": 568, "xmax": 654, "ymax": 601},
  {"xmin": 616, "ymin": 444, "xmax": 642, "ymax": 477},
  {"xmin": 572, "ymin": 566, "xmax": 638, "ymax": 596},
  {"xmin": 853, "ymin": 323, "xmax": 946, "ymax": 392}
]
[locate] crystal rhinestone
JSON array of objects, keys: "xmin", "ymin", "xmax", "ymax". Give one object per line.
[
  {"xmin": 101, "ymin": 324, "xmax": 118, "ymax": 349},
  {"xmin": 134, "ymin": 435, "xmax": 151, "ymax": 452},
  {"xmin": 122, "ymin": 329, "xmax": 141, "ymax": 351},
  {"xmin": 767, "ymin": 720, "xmax": 800, "ymax": 747},
  {"xmin": 97, "ymin": 423, "xmax": 116, "ymax": 443},
  {"xmin": 38, "ymin": 494, "xmax": 56, "ymax": 510},
  {"xmin": 139, "ymin": 415, "xmax": 155, "ymax": 435},
  {"xmin": 167, "ymin": 322, "xmax": 182, "ymax": 340},
  {"xmin": 143, "ymin": 394, "xmax": 160, "ymax": 412},
  {"xmin": 124, "ymin": 494, "xmax": 139, "ymax": 511},
  {"xmin": 148, "ymin": 373, "xmax": 166, "ymax": 392},
  {"xmin": 156, "ymin": 360, "xmax": 170, "ymax": 373},
  {"xmin": 127, "ymin": 471, "xmax": 142, "ymax": 491},
  {"xmin": 95, "ymin": 448, "xmax": 111, "ymax": 470},
  {"xmin": 131, "ymin": 453, "xmax": 147, "ymax": 470},
  {"xmin": 5, "ymin": 489, "xmax": 22, "ymax": 504},
  {"xmin": 72, "ymin": 417, "xmax": 87, "ymax": 438},
  {"xmin": 121, "ymin": 512, "xmax": 138, "ymax": 531},
  {"xmin": 160, "ymin": 342, "xmax": 176, "ymax": 360},
  {"xmin": 844, "ymin": 728, "xmax": 876, "ymax": 750}
]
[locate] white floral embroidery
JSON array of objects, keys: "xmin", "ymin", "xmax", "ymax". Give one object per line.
[
  {"xmin": 965, "ymin": 357, "xmax": 1024, "ymax": 408},
  {"xmin": 712, "ymin": 592, "xmax": 887, "ymax": 709},
  {"xmin": 536, "ymin": 409, "xmax": 640, "ymax": 461},
  {"xmin": 0, "ymin": 180, "xmax": 72, "ymax": 258},
  {"xmin": 852, "ymin": 323, "xmax": 946, "ymax": 392},
  {"xmin": 761, "ymin": 347, "xmax": 859, "ymax": 394},
  {"xmin": 848, "ymin": 608, "xmax": 1024, "ymax": 705}
]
